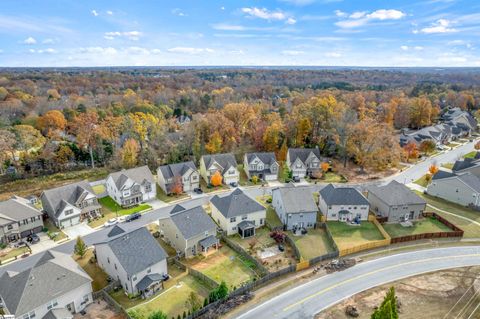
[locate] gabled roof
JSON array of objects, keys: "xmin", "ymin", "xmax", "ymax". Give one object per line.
[
  {"xmin": 0, "ymin": 251, "xmax": 91, "ymax": 317},
  {"xmin": 170, "ymin": 206, "xmax": 216, "ymax": 240},
  {"xmin": 41, "ymin": 180, "xmax": 95, "ymax": 217},
  {"xmin": 158, "ymin": 161, "xmax": 197, "ymax": 180},
  {"xmin": 108, "ymin": 166, "xmax": 154, "ymax": 190},
  {"xmin": 42, "ymin": 308, "xmax": 73, "ymax": 319},
  {"xmin": 452, "ymin": 158, "xmax": 480, "ymax": 172},
  {"xmin": 288, "ymin": 148, "xmax": 321, "ymax": 164},
  {"xmin": 170, "ymin": 204, "xmax": 186, "ymax": 215},
  {"xmin": 201, "ymin": 153, "xmax": 238, "ymax": 174},
  {"xmin": 272, "ymin": 186, "xmax": 317, "ymax": 214},
  {"xmin": 96, "ymin": 226, "xmax": 166, "ymax": 276},
  {"xmin": 136, "ymin": 273, "xmax": 163, "ymax": 291},
  {"xmin": 107, "ymin": 225, "xmax": 126, "ymax": 238},
  {"xmin": 0, "ymin": 196, "xmax": 42, "ymax": 226},
  {"xmin": 320, "ymin": 184, "xmax": 369, "ymax": 206},
  {"xmin": 211, "ymin": 188, "xmax": 265, "ymax": 218},
  {"xmin": 432, "ymin": 170, "xmax": 455, "ymax": 180},
  {"xmin": 367, "ymin": 180, "xmax": 426, "ymax": 206},
  {"xmin": 457, "ymin": 173, "xmax": 480, "ymax": 192},
  {"xmin": 245, "ymin": 152, "xmax": 277, "ymax": 165}
]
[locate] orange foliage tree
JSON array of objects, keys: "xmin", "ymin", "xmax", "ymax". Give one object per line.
[
  {"xmin": 170, "ymin": 176, "xmax": 183, "ymax": 195},
  {"xmin": 428, "ymin": 164, "xmax": 439, "ymax": 175},
  {"xmin": 210, "ymin": 171, "xmax": 223, "ymax": 187},
  {"xmin": 403, "ymin": 142, "xmax": 419, "ymax": 161}
]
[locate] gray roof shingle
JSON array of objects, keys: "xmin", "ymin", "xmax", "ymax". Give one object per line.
[
  {"xmin": 41, "ymin": 180, "xmax": 95, "ymax": 217},
  {"xmin": 367, "ymin": 180, "xmax": 426, "ymax": 206},
  {"xmin": 97, "ymin": 227, "xmax": 167, "ymax": 276},
  {"xmin": 170, "ymin": 206, "xmax": 216, "ymax": 240},
  {"xmin": 158, "ymin": 161, "xmax": 197, "ymax": 180},
  {"xmin": 0, "ymin": 250, "xmax": 91, "ymax": 317},
  {"xmin": 288, "ymin": 148, "xmax": 321, "ymax": 164},
  {"xmin": 320, "ymin": 184, "xmax": 369, "ymax": 206},
  {"xmin": 211, "ymin": 188, "xmax": 265, "ymax": 218},
  {"xmin": 108, "ymin": 166, "xmax": 154, "ymax": 190},
  {"xmin": 245, "ymin": 152, "xmax": 277, "ymax": 165},
  {"xmin": 0, "ymin": 196, "xmax": 42, "ymax": 226},
  {"xmin": 272, "ymin": 186, "xmax": 317, "ymax": 214},
  {"xmin": 201, "ymin": 153, "xmax": 237, "ymax": 174}
]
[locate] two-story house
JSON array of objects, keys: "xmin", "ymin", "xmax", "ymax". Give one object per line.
[
  {"xmin": 106, "ymin": 166, "xmax": 156, "ymax": 207},
  {"xmin": 210, "ymin": 188, "xmax": 266, "ymax": 238},
  {"xmin": 157, "ymin": 161, "xmax": 200, "ymax": 194},
  {"xmin": 41, "ymin": 181, "xmax": 101, "ymax": 228},
  {"xmin": 243, "ymin": 152, "xmax": 279, "ymax": 182},
  {"xmin": 0, "ymin": 196, "xmax": 44, "ymax": 244},
  {"xmin": 199, "ymin": 153, "xmax": 239, "ymax": 186},
  {"xmin": 286, "ymin": 148, "xmax": 322, "ymax": 179},
  {"xmin": 427, "ymin": 171, "xmax": 480, "ymax": 208},
  {"xmin": 0, "ymin": 250, "xmax": 93, "ymax": 319},
  {"xmin": 271, "ymin": 184, "xmax": 318, "ymax": 231},
  {"xmin": 318, "ymin": 184, "xmax": 370, "ymax": 222},
  {"xmin": 94, "ymin": 226, "xmax": 168, "ymax": 298},
  {"xmin": 159, "ymin": 205, "xmax": 218, "ymax": 258}
]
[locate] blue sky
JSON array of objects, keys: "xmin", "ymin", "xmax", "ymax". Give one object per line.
[{"xmin": 0, "ymin": 0, "xmax": 479, "ymax": 67}]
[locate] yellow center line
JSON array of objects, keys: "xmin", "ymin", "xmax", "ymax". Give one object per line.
[{"xmin": 282, "ymin": 253, "xmax": 480, "ymax": 312}]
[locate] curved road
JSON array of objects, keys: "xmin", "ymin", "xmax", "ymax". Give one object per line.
[{"xmin": 236, "ymin": 247, "xmax": 480, "ymax": 319}]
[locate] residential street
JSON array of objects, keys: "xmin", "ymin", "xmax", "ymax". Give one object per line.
[{"xmin": 235, "ymin": 246, "xmax": 480, "ymax": 319}]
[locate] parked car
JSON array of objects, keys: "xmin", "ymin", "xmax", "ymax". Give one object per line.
[
  {"xmin": 13, "ymin": 240, "xmax": 27, "ymax": 248},
  {"xmin": 125, "ymin": 212, "xmax": 141, "ymax": 222},
  {"xmin": 292, "ymin": 176, "xmax": 300, "ymax": 183},
  {"xmin": 278, "ymin": 244, "xmax": 285, "ymax": 252},
  {"xmin": 229, "ymin": 182, "xmax": 238, "ymax": 187},
  {"xmin": 193, "ymin": 188, "xmax": 203, "ymax": 194},
  {"xmin": 161, "ymin": 274, "xmax": 170, "ymax": 281},
  {"xmin": 104, "ymin": 218, "xmax": 119, "ymax": 227},
  {"xmin": 26, "ymin": 233, "xmax": 40, "ymax": 244}
]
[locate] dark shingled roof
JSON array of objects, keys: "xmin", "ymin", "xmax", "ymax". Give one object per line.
[
  {"xmin": 108, "ymin": 166, "xmax": 154, "ymax": 190},
  {"xmin": 288, "ymin": 148, "xmax": 321, "ymax": 164},
  {"xmin": 202, "ymin": 153, "xmax": 238, "ymax": 174},
  {"xmin": 367, "ymin": 180, "xmax": 426, "ymax": 206},
  {"xmin": 272, "ymin": 186, "xmax": 318, "ymax": 214},
  {"xmin": 198, "ymin": 234, "xmax": 219, "ymax": 248},
  {"xmin": 211, "ymin": 188, "xmax": 265, "ymax": 218},
  {"xmin": 245, "ymin": 152, "xmax": 277, "ymax": 165},
  {"xmin": 320, "ymin": 184, "xmax": 369, "ymax": 206},
  {"xmin": 432, "ymin": 170, "xmax": 455, "ymax": 180},
  {"xmin": 97, "ymin": 227, "xmax": 167, "ymax": 276},
  {"xmin": 170, "ymin": 204, "xmax": 186, "ymax": 215},
  {"xmin": 158, "ymin": 161, "xmax": 197, "ymax": 180},
  {"xmin": 41, "ymin": 180, "xmax": 95, "ymax": 217},
  {"xmin": 170, "ymin": 206, "xmax": 216, "ymax": 240},
  {"xmin": 136, "ymin": 273, "xmax": 163, "ymax": 291},
  {"xmin": 0, "ymin": 196, "xmax": 42, "ymax": 227},
  {"xmin": 452, "ymin": 158, "xmax": 479, "ymax": 172},
  {"xmin": 0, "ymin": 251, "xmax": 91, "ymax": 317}
]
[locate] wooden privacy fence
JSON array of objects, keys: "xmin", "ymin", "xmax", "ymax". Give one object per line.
[
  {"xmin": 390, "ymin": 212, "xmax": 464, "ymax": 244},
  {"xmin": 221, "ymin": 235, "xmax": 269, "ymax": 277}
]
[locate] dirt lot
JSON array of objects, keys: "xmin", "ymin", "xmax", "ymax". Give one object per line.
[
  {"xmin": 74, "ymin": 299, "xmax": 126, "ymax": 319},
  {"xmin": 316, "ymin": 266, "xmax": 480, "ymax": 319}
]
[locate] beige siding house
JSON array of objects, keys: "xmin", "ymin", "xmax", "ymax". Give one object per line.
[
  {"xmin": 199, "ymin": 153, "xmax": 239, "ymax": 185},
  {"xmin": 0, "ymin": 196, "xmax": 44, "ymax": 244},
  {"xmin": 157, "ymin": 161, "xmax": 199, "ymax": 194}
]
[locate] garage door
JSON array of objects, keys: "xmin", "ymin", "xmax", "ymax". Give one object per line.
[
  {"xmin": 61, "ymin": 216, "xmax": 80, "ymax": 228},
  {"xmin": 265, "ymin": 174, "xmax": 277, "ymax": 181},
  {"xmin": 20, "ymin": 229, "xmax": 32, "ymax": 238},
  {"xmin": 224, "ymin": 177, "xmax": 237, "ymax": 185}
]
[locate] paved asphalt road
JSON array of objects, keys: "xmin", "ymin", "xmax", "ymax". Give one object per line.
[
  {"xmin": 0, "ymin": 140, "xmax": 476, "ymax": 276},
  {"xmin": 235, "ymin": 246, "xmax": 480, "ymax": 319}
]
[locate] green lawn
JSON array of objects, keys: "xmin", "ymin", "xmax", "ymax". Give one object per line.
[
  {"xmin": 464, "ymin": 151, "xmax": 478, "ymax": 159},
  {"xmin": 327, "ymin": 221, "xmax": 385, "ymax": 250},
  {"xmin": 382, "ymin": 217, "xmax": 452, "ymax": 238},
  {"xmin": 441, "ymin": 163, "xmax": 454, "ymax": 170},
  {"xmin": 266, "ymin": 206, "xmax": 283, "ymax": 228},
  {"xmin": 92, "ymin": 184, "xmax": 105, "ymax": 195},
  {"xmin": 414, "ymin": 174, "xmax": 430, "ymax": 188},
  {"xmin": 98, "ymin": 196, "xmax": 151, "ymax": 216},
  {"xmin": 156, "ymin": 185, "xmax": 189, "ymax": 203},
  {"xmin": 417, "ymin": 192, "xmax": 480, "ymax": 238},
  {"xmin": 288, "ymin": 228, "xmax": 335, "ymax": 260},
  {"xmin": 184, "ymin": 245, "xmax": 258, "ymax": 289},
  {"xmin": 75, "ymin": 249, "xmax": 108, "ymax": 291},
  {"xmin": 126, "ymin": 274, "xmax": 212, "ymax": 319},
  {"xmin": 44, "ymin": 219, "xmax": 67, "ymax": 241},
  {"xmin": 0, "ymin": 246, "xmax": 30, "ymax": 263},
  {"xmin": 321, "ymin": 172, "xmax": 348, "ymax": 183}
]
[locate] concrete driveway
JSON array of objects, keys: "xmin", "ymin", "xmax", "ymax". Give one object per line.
[
  {"xmin": 62, "ymin": 222, "xmax": 94, "ymax": 239},
  {"xmin": 29, "ymin": 232, "xmax": 57, "ymax": 254}
]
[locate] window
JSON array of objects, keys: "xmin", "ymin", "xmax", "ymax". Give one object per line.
[
  {"xmin": 232, "ymin": 227, "xmax": 237, "ymax": 231},
  {"xmin": 47, "ymin": 299, "xmax": 58, "ymax": 310},
  {"xmin": 145, "ymin": 183, "xmax": 152, "ymax": 192},
  {"xmin": 23, "ymin": 311, "xmax": 36, "ymax": 319},
  {"xmin": 228, "ymin": 170, "xmax": 235, "ymax": 174},
  {"xmin": 230, "ymin": 217, "xmax": 236, "ymax": 222},
  {"xmin": 65, "ymin": 209, "xmax": 73, "ymax": 216},
  {"xmin": 192, "ymin": 175, "xmax": 198, "ymax": 180},
  {"xmin": 147, "ymin": 267, "xmax": 151, "ymax": 274},
  {"xmin": 175, "ymin": 233, "xmax": 178, "ymax": 239},
  {"xmin": 299, "ymin": 214, "xmax": 303, "ymax": 218},
  {"xmin": 114, "ymin": 264, "xmax": 117, "ymax": 270},
  {"xmin": 260, "ymin": 218, "xmax": 264, "ymax": 225},
  {"xmin": 328, "ymin": 206, "xmax": 332, "ymax": 209},
  {"xmin": 83, "ymin": 294, "xmax": 89, "ymax": 303},
  {"xmin": 107, "ymin": 257, "xmax": 110, "ymax": 264},
  {"xmin": 242, "ymin": 215, "xmax": 248, "ymax": 220},
  {"xmin": 7, "ymin": 224, "xmax": 13, "ymax": 230},
  {"xmin": 31, "ymin": 217, "xmax": 36, "ymax": 222},
  {"xmin": 23, "ymin": 219, "xmax": 29, "ymax": 225},
  {"xmin": 204, "ymin": 231, "xmax": 209, "ymax": 236},
  {"xmin": 132, "ymin": 275, "xmax": 137, "ymax": 281}
]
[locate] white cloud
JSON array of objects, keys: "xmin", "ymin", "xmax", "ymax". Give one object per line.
[
  {"xmin": 335, "ymin": 10, "xmax": 346, "ymax": 17},
  {"xmin": 220, "ymin": 6, "xmax": 225, "ymax": 10},
  {"xmin": 416, "ymin": 19, "xmax": 457, "ymax": 34},
  {"xmin": 229, "ymin": 49, "xmax": 245, "ymax": 55},
  {"xmin": 79, "ymin": 47, "xmax": 118, "ymax": 55},
  {"xmin": 241, "ymin": 7, "xmax": 296, "ymax": 24},
  {"xmin": 211, "ymin": 24, "xmax": 247, "ymax": 31},
  {"xmin": 107, "ymin": 10, "xmax": 113, "ymax": 15},
  {"xmin": 401, "ymin": 45, "xmax": 409, "ymax": 51},
  {"xmin": 91, "ymin": 10, "xmax": 98, "ymax": 17},
  {"xmin": 336, "ymin": 9, "xmax": 405, "ymax": 28},
  {"xmin": 280, "ymin": 0, "xmax": 316, "ymax": 5},
  {"xmin": 167, "ymin": 47, "xmax": 214, "ymax": 54},
  {"xmin": 104, "ymin": 31, "xmax": 142, "ymax": 40},
  {"xmin": 281, "ymin": 50, "xmax": 304, "ymax": 56},
  {"xmin": 400, "ymin": 45, "xmax": 424, "ymax": 51},
  {"xmin": 23, "ymin": 36, "xmax": 36, "ymax": 44},
  {"xmin": 325, "ymin": 51, "xmax": 342, "ymax": 58},
  {"xmin": 28, "ymin": 48, "xmax": 57, "ymax": 54},
  {"xmin": 42, "ymin": 38, "xmax": 55, "ymax": 44},
  {"xmin": 171, "ymin": 8, "xmax": 187, "ymax": 17}
]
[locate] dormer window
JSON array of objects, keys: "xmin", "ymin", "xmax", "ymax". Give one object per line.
[{"xmin": 65, "ymin": 209, "xmax": 73, "ymax": 216}]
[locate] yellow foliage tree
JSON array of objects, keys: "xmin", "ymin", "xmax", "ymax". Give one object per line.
[
  {"xmin": 205, "ymin": 131, "xmax": 223, "ymax": 154},
  {"xmin": 120, "ymin": 138, "xmax": 140, "ymax": 168}
]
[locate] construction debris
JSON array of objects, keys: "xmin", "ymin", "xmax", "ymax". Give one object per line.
[
  {"xmin": 322, "ymin": 259, "xmax": 356, "ymax": 274},
  {"xmin": 345, "ymin": 305, "xmax": 359, "ymax": 317},
  {"xmin": 199, "ymin": 293, "xmax": 253, "ymax": 319}
]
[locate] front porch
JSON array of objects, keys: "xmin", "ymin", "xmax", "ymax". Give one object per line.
[
  {"xmin": 237, "ymin": 220, "xmax": 256, "ymax": 238},
  {"xmin": 121, "ymin": 195, "xmax": 143, "ymax": 208},
  {"xmin": 80, "ymin": 205, "xmax": 102, "ymax": 221},
  {"xmin": 198, "ymin": 235, "xmax": 219, "ymax": 257}
]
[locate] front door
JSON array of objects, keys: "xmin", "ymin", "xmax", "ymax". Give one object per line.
[{"xmin": 66, "ymin": 302, "xmax": 75, "ymax": 313}]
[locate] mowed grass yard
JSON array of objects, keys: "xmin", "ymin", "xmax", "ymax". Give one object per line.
[
  {"xmin": 156, "ymin": 185, "xmax": 190, "ymax": 203},
  {"xmin": 417, "ymin": 192, "xmax": 480, "ymax": 238},
  {"xmin": 127, "ymin": 274, "xmax": 212, "ymax": 319},
  {"xmin": 327, "ymin": 221, "xmax": 385, "ymax": 251},
  {"xmin": 74, "ymin": 249, "xmax": 109, "ymax": 291},
  {"xmin": 184, "ymin": 245, "xmax": 257, "ymax": 288},
  {"xmin": 382, "ymin": 217, "xmax": 452, "ymax": 238},
  {"xmin": 288, "ymin": 228, "xmax": 335, "ymax": 261},
  {"xmin": 89, "ymin": 196, "xmax": 151, "ymax": 228}
]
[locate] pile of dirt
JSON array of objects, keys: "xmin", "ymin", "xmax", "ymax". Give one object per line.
[{"xmin": 199, "ymin": 293, "xmax": 253, "ymax": 319}]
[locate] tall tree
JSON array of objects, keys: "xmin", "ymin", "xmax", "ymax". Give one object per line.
[
  {"xmin": 120, "ymin": 138, "xmax": 140, "ymax": 168},
  {"xmin": 74, "ymin": 236, "xmax": 87, "ymax": 258},
  {"xmin": 13, "ymin": 125, "xmax": 46, "ymax": 152},
  {"xmin": 0, "ymin": 129, "xmax": 16, "ymax": 164},
  {"xmin": 205, "ymin": 131, "xmax": 223, "ymax": 154},
  {"xmin": 36, "ymin": 110, "xmax": 67, "ymax": 138},
  {"xmin": 70, "ymin": 111, "xmax": 101, "ymax": 168}
]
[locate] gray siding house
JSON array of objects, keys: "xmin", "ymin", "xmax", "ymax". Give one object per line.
[
  {"xmin": 0, "ymin": 196, "xmax": 44, "ymax": 244},
  {"xmin": 243, "ymin": 152, "xmax": 279, "ymax": 181},
  {"xmin": 286, "ymin": 148, "xmax": 322, "ymax": 179},
  {"xmin": 271, "ymin": 185, "xmax": 318, "ymax": 231},
  {"xmin": 427, "ymin": 172, "xmax": 480, "ymax": 208},
  {"xmin": 157, "ymin": 161, "xmax": 200, "ymax": 194},
  {"xmin": 106, "ymin": 166, "xmax": 156, "ymax": 207},
  {"xmin": 41, "ymin": 181, "xmax": 101, "ymax": 228},
  {"xmin": 94, "ymin": 226, "xmax": 168, "ymax": 298},
  {"xmin": 0, "ymin": 250, "xmax": 93, "ymax": 319},
  {"xmin": 199, "ymin": 153, "xmax": 239, "ymax": 185},
  {"xmin": 367, "ymin": 181, "xmax": 426, "ymax": 222},
  {"xmin": 452, "ymin": 158, "xmax": 480, "ymax": 177},
  {"xmin": 159, "ymin": 205, "xmax": 218, "ymax": 258},
  {"xmin": 318, "ymin": 184, "xmax": 370, "ymax": 222}
]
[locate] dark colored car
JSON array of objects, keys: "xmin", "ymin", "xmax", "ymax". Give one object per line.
[
  {"xmin": 125, "ymin": 212, "xmax": 141, "ymax": 222},
  {"xmin": 278, "ymin": 244, "xmax": 285, "ymax": 252},
  {"xmin": 14, "ymin": 240, "xmax": 27, "ymax": 248},
  {"xmin": 161, "ymin": 274, "xmax": 170, "ymax": 281},
  {"xmin": 27, "ymin": 233, "xmax": 40, "ymax": 244},
  {"xmin": 229, "ymin": 182, "xmax": 238, "ymax": 187},
  {"xmin": 292, "ymin": 176, "xmax": 301, "ymax": 183},
  {"xmin": 193, "ymin": 188, "xmax": 203, "ymax": 194}
]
